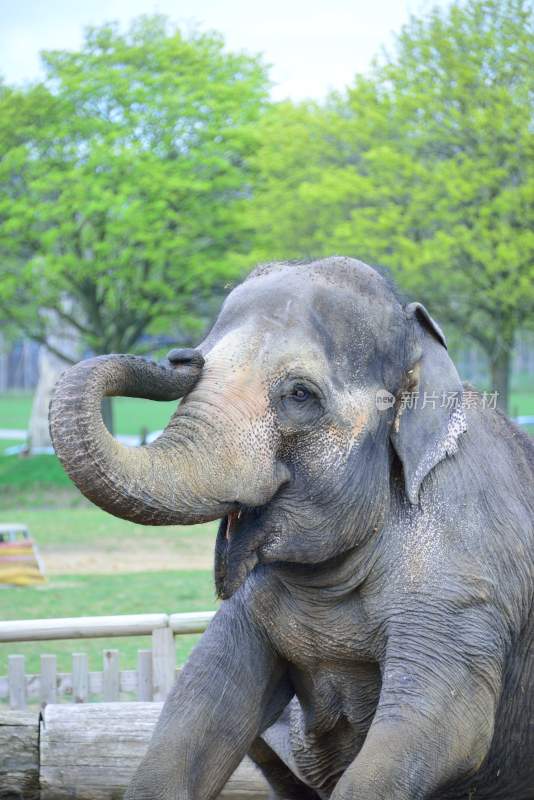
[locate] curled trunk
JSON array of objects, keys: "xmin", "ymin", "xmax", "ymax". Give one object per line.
[{"xmin": 49, "ymin": 354, "xmax": 233, "ymax": 526}]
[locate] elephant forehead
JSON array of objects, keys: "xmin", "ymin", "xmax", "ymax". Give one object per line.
[
  {"xmin": 215, "ymin": 269, "xmax": 400, "ymax": 369},
  {"xmin": 202, "ymin": 324, "xmax": 330, "ymax": 383}
]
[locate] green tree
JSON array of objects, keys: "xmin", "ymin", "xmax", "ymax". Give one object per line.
[
  {"xmin": 250, "ymin": 0, "xmax": 534, "ymax": 411},
  {"xmin": 0, "ymin": 17, "xmax": 268, "ymax": 428}
]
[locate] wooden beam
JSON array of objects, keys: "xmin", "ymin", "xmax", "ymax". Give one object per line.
[
  {"xmin": 0, "ymin": 611, "xmax": 216, "ymax": 643},
  {"xmin": 0, "ymin": 613, "xmax": 170, "ymax": 642},
  {"xmin": 39, "ymin": 703, "xmax": 269, "ymax": 799},
  {"xmin": 169, "ymin": 611, "xmax": 215, "ymax": 634}
]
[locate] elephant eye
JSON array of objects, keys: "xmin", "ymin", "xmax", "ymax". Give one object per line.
[
  {"xmin": 276, "ymin": 378, "xmax": 323, "ymax": 428},
  {"xmin": 290, "ymin": 385, "xmax": 311, "ymax": 402}
]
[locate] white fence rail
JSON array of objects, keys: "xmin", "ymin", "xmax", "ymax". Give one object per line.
[{"xmin": 0, "ymin": 611, "xmax": 215, "ymax": 710}]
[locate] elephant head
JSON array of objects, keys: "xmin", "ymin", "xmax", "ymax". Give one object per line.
[{"xmin": 50, "ymin": 257, "xmax": 466, "ymax": 598}]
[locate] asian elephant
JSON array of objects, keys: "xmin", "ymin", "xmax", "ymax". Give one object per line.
[{"xmin": 49, "ymin": 257, "xmax": 534, "ymax": 800}]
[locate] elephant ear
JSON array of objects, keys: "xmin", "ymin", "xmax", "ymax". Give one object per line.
[{"xmin": 390, "ymin": 302, "xmax": 467, "ymax": 505}]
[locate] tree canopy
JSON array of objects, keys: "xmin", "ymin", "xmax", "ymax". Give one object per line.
[
  {"xmin": 248, "ymin": 0, "xmax": 533, "ymax": 409},
  {"xmin": 0, "ymin": 2, "xmax": 532, "ymax": 414},
  {"xmin": 0, "ymin": 16, "xmax": 269, "ymax": 362}
]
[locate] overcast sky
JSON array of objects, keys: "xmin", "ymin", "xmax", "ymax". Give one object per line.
[{"xmin": 0, "ymin": 0, "xmax": 452, "ymax": 101}]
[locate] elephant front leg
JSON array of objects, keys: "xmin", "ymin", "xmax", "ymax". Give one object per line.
[
  {"xmin": 125, "ymin": 597, "xmax": 291, "ymax": 800},
  {"xmin": 331, "ymin": 620, "xmax": 503, "ymax": 800}
]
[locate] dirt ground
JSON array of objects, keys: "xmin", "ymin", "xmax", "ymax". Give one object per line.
[{"xmin": 41, "ymin": 541, "xmax": 214, "ymax": 575}]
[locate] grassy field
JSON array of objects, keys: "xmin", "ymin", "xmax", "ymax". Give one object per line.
[
  {"xmin": 0, "ymin": 392, "xmax": 179, "ymax": 438},
  {"xmin": 0, "ymin": 507, "xmax": 216, "ymax": 551},
  {"xmin": 0, "ymin": 506, "xmax": 219, "ymax": 674}
]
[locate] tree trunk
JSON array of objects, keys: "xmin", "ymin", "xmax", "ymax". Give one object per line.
[
  {"xmin": 29, "ymin": 346, "xmax": 69, "ymax": 449},
  {"xmin": 101, "ymin": 396, "xmax": 114, "ymax": 435},
  {"xmin": 29, "ymin": 307, "xmax": 82, "ymax": 450},
  {"xmin": 489, "ymin": 347, "xmax": 511, "ymax": 413}
]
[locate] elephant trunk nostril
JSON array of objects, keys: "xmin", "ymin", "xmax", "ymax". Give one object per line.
[{"xmin": 167, "ymin": 348, "xmax": 205, "ymax": 369}]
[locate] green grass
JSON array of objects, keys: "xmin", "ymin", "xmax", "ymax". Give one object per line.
[
  {"xmin": 0, "ymin": 506, "xmax": 216, "ymax": 549},
  {"xmin": 509, "ymin": 388, "xmax": 534, "ymax": 412},
  {"xmin": 0, "ymin": 392, "xmax": 178, "ymax": 438},
  {"xmin": 0, "ymin": 454, "xmax": 75, "ymax": 507},
  {"xmin": 0, "ymin": 454, "xmax": 71, "ymax": 486},
  {"xmin": 0, "ymin": 505, "xmax": 219, "ymax": 679},
  {"xmin": 113, "ymin": 396, "xmax": 179, "ymax": 435},
  {"xmin": 0, "ymin": 507, "xmax": 219, "ymax": 678},
  {"xmin": 0, "ymin": 571, "xmax": 217, "ymax": 674},
  {"xmin": 509, "ymin": 390, "xmax": 534, "ymax": 417},
  {"xmin": 0, "ymin": 392, "xmax": 31, "ymax": 429}
]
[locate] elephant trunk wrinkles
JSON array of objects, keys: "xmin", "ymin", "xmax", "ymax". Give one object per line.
[{"xmin": 49, "ymin": 354, "xmax": 235, "ymax": 525}]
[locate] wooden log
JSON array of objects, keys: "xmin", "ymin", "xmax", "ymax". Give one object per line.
[
  {"xmin": 40, "ymin": 702, "xmax": 269, "ymax": 799},
  {"xmin": 0, "ymin": 709, "xmax": 39, "ymax": 800}
]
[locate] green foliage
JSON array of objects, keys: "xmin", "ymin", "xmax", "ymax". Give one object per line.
[
  {"xmin": 0, "ymin": 17, "xmax": 269, "ymax": 359},
  {"xmin": 249, "ymin": 0, "xmax": 534, "ymax": 410},
  {"xmin": 0, "ymin": 3, "xmax": 531, "ymax": 412}
]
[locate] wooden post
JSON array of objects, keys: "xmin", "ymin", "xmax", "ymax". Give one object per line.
[
  {"xmin": 151, "ymin": 628, "xmax": 175, "ymax": 702},
  {"xmin": 137, "ymin": 650, "xmax": 153, "ymax": 702},
  {"xmin": 72, "ymin": 653, "xmax": 89, "ymax": 703},
  {"xmin": 40, "ymin": 654, "xmax": 57, "ymax": 707},
  {"xmin": 8, "ymin": 654, "xmax": 27, "ymax": 710},
  {"xmin": 102, "ymin": 650, "xmax": 120, "ymax": 702}
]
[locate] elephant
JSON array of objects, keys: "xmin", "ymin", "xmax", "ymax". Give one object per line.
[{"xmin": 49, "ymin": 256, "xmax": 534, "ymax": 800}]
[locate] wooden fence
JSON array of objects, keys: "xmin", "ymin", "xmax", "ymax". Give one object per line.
[
  {"xmin": 0, "ymin": 611, "xmax": 215, "ymax": 709},
  {"xmin": 0, "ymin": 612, "xmax": 271, "ymax": 798}
]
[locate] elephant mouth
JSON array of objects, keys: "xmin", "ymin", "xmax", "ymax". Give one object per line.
[
  {"xmin": 224, "ymin": 510, "xmax": 242, "ymax": 540},
  {"xmin": 215, "ymin": 504, "xmax": 271, "ymax": 600}
]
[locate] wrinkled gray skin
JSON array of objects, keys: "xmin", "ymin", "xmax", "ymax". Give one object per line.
[{"xmin": 50, "ymin": 258, "xmax": 534, "ymax": 800}]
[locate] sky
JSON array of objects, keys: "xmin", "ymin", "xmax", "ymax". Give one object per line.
[{"xmin": 0, "ymin": 0, "xmax": 452, "ymax": 101}]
